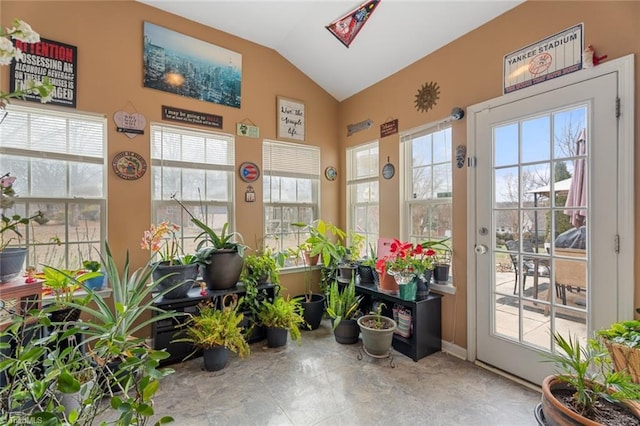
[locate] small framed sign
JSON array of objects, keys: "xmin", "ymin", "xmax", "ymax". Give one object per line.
[{"xmin": 277, "ymin": 96, "xmax": 305, "ymax": 142}]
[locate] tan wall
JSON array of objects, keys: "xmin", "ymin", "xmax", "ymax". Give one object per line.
[
  {"xmin": 3, "ymin": 1, "xmax": 639, "ymax": 349},
  {"xmin": 1, "ymin": 0, "xmax": 340, "ymax": 288},
  {"xmin": 338, "ymin": 0, "xmax": 640, "ymax": 348}
]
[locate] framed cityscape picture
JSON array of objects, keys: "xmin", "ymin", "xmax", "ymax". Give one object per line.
[
  {"xmin": 277, "ymin": 96, "xmax": 305, "ymax": 142},
  {"xmin": 143, "ymin": 22, "xmax": 242, "ymax": 108}
]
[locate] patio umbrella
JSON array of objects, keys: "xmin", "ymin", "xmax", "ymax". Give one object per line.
[{"xmin": 563, "ymin": 129, "xmax": 587, "ymax": 227}]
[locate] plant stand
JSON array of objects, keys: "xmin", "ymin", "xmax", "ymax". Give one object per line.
[{"xmin": 357, "ymin": 344, "xmax": 395, "ymax": 368}]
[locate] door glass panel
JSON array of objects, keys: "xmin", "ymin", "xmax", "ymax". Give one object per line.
[{"xmin": 492, "ymin": 105, "xmax": 588, "ymax": 349}]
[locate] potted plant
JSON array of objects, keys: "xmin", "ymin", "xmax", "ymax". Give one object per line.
[
  {"xmin": 336, "ymin": 230, "xmax": 365, "ymax": 281},
  {"xmin": 357, "ymin": 302, "xmax": 397, "ymax": 356},
  {"xmin": 173, "ymin": 196, "xmax": 245, "ymax": 290},
  {"xmin": 141, "ymin": 220, "xmax": 199, "ymax": 299},
  {"xmin": 172, "ymin": 300, "xmax": 250, "ymax": 371},
  {"xmin": 66, "ymin": 242, "xmax": 183, "ymax": 405},
  {"xmin": 79, "ymin": 259, "xmax": 106, "ymax": 291},
  {"xmin": 538, "ymin": 331, "xmax": 640, "ymax": 425},
  {"xmin": 40, "ymin": 265, "xmax": 98, "ymax": 323},
  {"xmin": 425, "ymin": 238, "xmax": 452, "ymax": 283},
  {"xmin": 375, "ymin": 239, "xmax": 437, "ymax": 300},
  {"xmin": 1, "ymin": 240, "xmax": 180, "ymax": 425},
  {"xmin": 357, "ymin": 243, "xmax": 378, "ymax": 286},
  {"xmin": 326, "ymin": 277, "xmax": 363, "ymax": 344},
  {"xmin": 0, "ymin": 172, "xmax": 47, "ymax": 282},
  {"xmin": 256, "ymin": 294, "xmax": 308, "ymax": 348},
  {"xmin": 597, "ymin": 320, "xmax": 640, "ymax": 383}
]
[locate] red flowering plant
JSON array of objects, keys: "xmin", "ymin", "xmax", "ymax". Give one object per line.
[
  {"xmin": 375, "ymin": 239, "xmax": 437, "ymax": 279},
  {"xmin": 140, "ymin": 221, "xmax": 195, "ymax": 265}
]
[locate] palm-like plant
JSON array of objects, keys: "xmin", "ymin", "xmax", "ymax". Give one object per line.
[{"xmin": 544, "ymin": 332, "xmax": 640, "ymax": 418}]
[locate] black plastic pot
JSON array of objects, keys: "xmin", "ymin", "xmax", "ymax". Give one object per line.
[
  {"xmin": 297, "ymin": 293, "xmax": 325, "ymax": 330},
  {"xmin": 332, "ymin": 318, "xmax": 360, "ymax": 344},
  {"xmin": 203, "ymin": 346, "xmax": 229, "ymax": 371},
  {"xmin": 357, "ymin": 264, "xmax": 376, "ymax": 284},
  {"xmin": 266, "ymin": 327, "xmax": 288, "ymax": 348},
  {"xmin": 433, "ymin": 264, "xmax": 450, "ymax": 283}
]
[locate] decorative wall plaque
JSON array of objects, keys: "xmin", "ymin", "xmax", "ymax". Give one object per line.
[{"xmin": 112, "ymin": 151, "xmax": 147, "ymax": 180}]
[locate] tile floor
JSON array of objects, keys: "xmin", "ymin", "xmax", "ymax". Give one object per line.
[{"xmin": 101, "ymin": 319, "xmax": 542, "ymax": 425}]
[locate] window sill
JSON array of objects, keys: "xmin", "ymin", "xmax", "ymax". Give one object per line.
[{"xmin": 430, "ymin": 281, "xmax": 456, "ymax": 295}]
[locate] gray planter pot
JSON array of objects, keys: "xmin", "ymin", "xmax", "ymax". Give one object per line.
[
  {"xmin": 201, "ymin": 249, "xmax": 244, "ymax": 290},
  {"xmin": 0, "ymin": 247, "xmax": 27, "ymax": 283},
  {"xmin": 153, "ymin": 262, "xmax": 199, "ymax": 298},
  {"xmin": 357, "ymin": 314, "xmax": 397, "ymax": 356}
]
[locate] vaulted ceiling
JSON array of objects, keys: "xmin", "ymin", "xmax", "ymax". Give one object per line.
[{"xmin": 137, "ymin": 1, "xmax": 524, "ymax": 101}]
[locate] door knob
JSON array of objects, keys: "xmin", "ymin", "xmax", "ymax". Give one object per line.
[{"xmin": 475, "ymin": 244, "xmax": 488, "ymax": 255}]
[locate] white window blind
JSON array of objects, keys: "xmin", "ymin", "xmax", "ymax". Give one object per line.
[
  {"xmin": 263, "ymin": 140, "xmax": 320, "ymax": 178},
  {"xmin": 0, "ymin": 104, "xmax": 106, "ymax": 270}
]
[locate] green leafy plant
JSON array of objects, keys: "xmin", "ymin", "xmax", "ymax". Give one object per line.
[
  {"xmin": 292, "ymin": 220, "xmax": 345, "ymax": 268},
  {"xmin": 256, "ymin": 295, "xmax": 308, "ymax": 342},
  {"xmin": 597, "ymin": 320, "xmax": 640, "ymax": 348},
  {"xmin": 173, "ymin": 301, "xmax": 250, "ymax": 358},
  {"xmin": 1, "ymin": 241, "xmax": 181, "ymax": 425},
  {"xmin": 0, "ymin": 172, "xmax": 47, "ymax": 250},
  {"xmin": 326, "ymin": 277, "xmax": 363, "ymax": 330},
  {"xmin": 544, "ymin": 331, "xmax": 640, "ymax": 418},
  {"xmin": 241, "ymin": 248, "xmax": 282, "ymax": 286},
  {"xmin": 370, "ymin": 302, "xmax": 388, "ymax": 330},
  {"xmin": 172, "ymin": 195, "xmax": 246, "ymax": 261}
]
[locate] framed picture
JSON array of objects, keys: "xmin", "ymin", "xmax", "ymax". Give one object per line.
[
  {"xmin": 143, "ymin": 22, "xmax": 242, "ymax": 108},
  {"xmin": 277, "ymin": 96, "xmax": 305, "ymax": 142}
]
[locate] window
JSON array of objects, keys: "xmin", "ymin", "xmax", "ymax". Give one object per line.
[
  {"xmin": 151, "ymin": 124, "xmax": 235, "ymax": 255},
  {"xmin": 263, "ymin": 140, "xmax": 320, "ymax": 264},
  {"xmin": 0, "ymin": 105, "xmax": 106, "ymax": 269},
  {"xmin": 401, "ymin": 124, "xmax": 452, "ymax": 245},
  {"xmin": 346, "ymin": 141, "xmax": 379, "ymax": 257}
]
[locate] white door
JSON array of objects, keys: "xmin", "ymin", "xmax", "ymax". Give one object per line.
[{"xmin": 467, "ymin": 57, "xmax": 634, "ymax": 386}]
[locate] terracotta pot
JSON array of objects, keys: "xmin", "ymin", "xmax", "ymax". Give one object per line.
[
  {"xmin": 541, "ymin": 375, "xmax": 640, "ymax": 425},
  {"xmin": 378, "ymin": 271, "xmax": 398, "ymax": 294},
  {"xmin": 303, "ymin": 251, "xmax": 319, "ymax": 266}
]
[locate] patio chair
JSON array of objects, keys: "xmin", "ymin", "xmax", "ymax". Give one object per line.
[
  {"xmin": 505, "ymin": 239, "xmax": 548, "ymax": 295},
  {"xmin": 553, "ymin": 248, "xmax": 587, "ymax": 305}
]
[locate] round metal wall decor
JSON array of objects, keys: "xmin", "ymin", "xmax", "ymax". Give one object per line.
[
  {"xmin": 325, "ymin": 166, "xmax": 337, "ymax": 181},
  {"xmin": 112, "ymin": 151, "xmax": 147, "ymax": 180},
  {"xmin": 382, "ymin": 162, "xmax": 395, "ymax": 180},
  {"xmin": 414, "ymin": 81, "xmax": 440, "ymax": 113},
  {"xmin": 239, "ymin": 161, "xmax": 260, "ymax": 182}
]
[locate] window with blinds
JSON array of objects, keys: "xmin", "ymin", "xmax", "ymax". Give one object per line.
[
  {"xmin": 0, "ymin": 104, "xmax": 106, "ymax": 269},
  {"xmin": 346, "ymin": 141, "xmax": 379, "ymax": 257},
  {"xmin": 401, "ymin": 124, "xmax": 452, "ymax": 244},
  {"xmin": 151, "ymin": 123, "xmax": 235, "ymax": 255},
  {"xmin": 263, "ymin": 140, "xmax": 320, "ymax": 261}
]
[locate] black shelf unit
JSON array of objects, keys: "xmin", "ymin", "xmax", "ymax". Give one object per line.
[
  {"xmin": 355, "ymin": 283, "xmax": 442, "ymax": 362},
  {"xmin": 151, "ymin": 283, "xmax": 276, "ymax": 366}
]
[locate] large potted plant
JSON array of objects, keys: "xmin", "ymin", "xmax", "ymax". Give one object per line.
[
  {"xmin": 326, "ymin": 278, "xmax": 363, "ymax": 344},
  {"xmin": 1, "ymin": 240, "xmax": 180, "ymax": 425},
  {"xmin": 0, "ymin": 173, "xmax": 47, "ymax": 282},
  {"xmin": 597, "ymin": 320, "xmax": 640, "ymax": 384},
  {"xmin": 538, "ymin": 331, "xmax": 640, "ymax": 425},
  {"xmin": 357, "ymin": 303, "xmax": 397, "ymax": 356},
  {"xmin": 256, "ymin": 294, "xmax": 308, "ymax": 348},
  {"xmin": 141, "ymin": 220, "xmax": 198, "ymax": 299},
  {"xmin": 172, "ymin": 300, "xmax": 250, "ymax": 371},
  {"xmin": 173, "ymin": 196, "xmax": 245, "ymax": 290}
]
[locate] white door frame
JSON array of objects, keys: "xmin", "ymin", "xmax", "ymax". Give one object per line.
[{"xmin": 466, "ymin": 54, "xmax": 635, "ymax": 362}]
